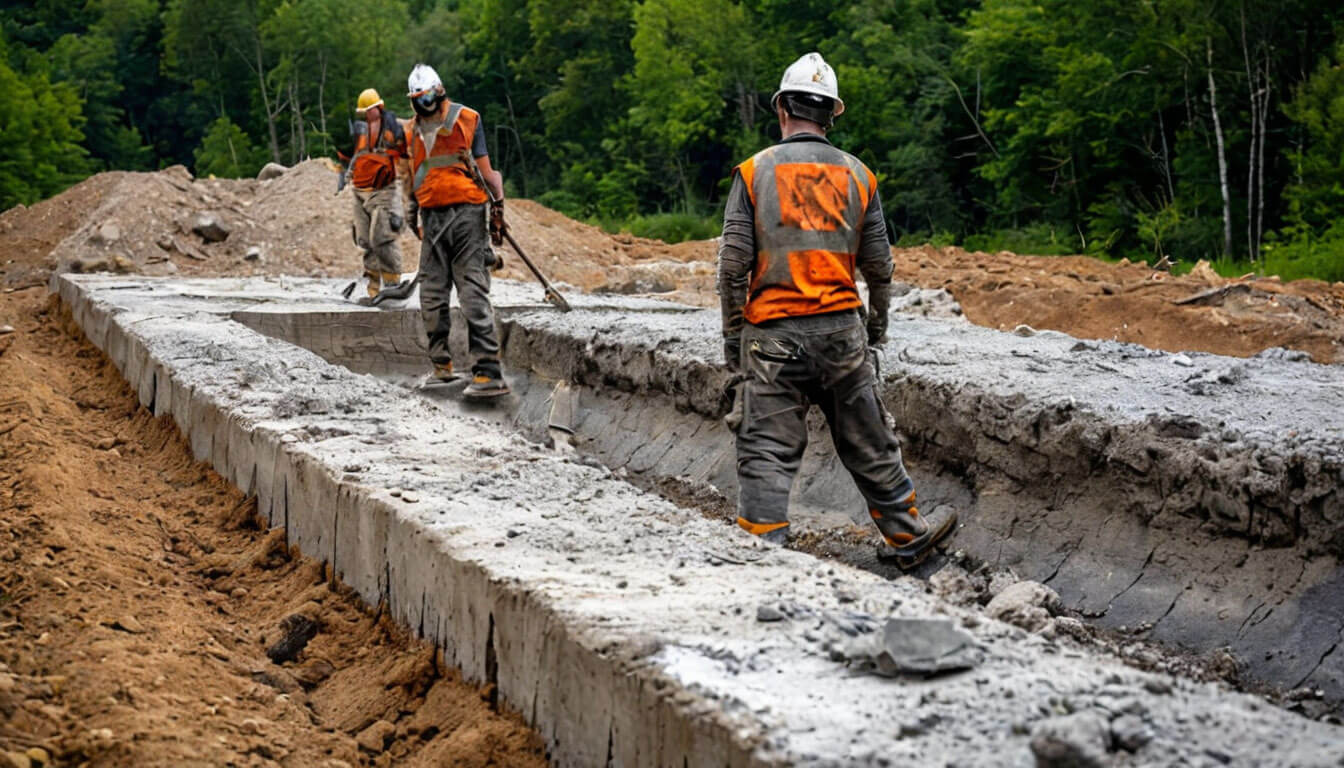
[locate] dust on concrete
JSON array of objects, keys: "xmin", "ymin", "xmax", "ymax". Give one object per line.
[{"xmin": 0, "ymin": 287, "xmax": 546, "ymax": 767}]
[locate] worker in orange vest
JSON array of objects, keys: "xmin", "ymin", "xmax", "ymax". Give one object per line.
[
  {"xmin": 404, "ymin": 64, "xmax": 509, "ymax": 398},
  {"xmin": 347, "ymin": 88, "xmax": 408, "ymax": 301},
  {"xmin": 717, "ymin": 53, "xmax": 957, "ymax": 568}
]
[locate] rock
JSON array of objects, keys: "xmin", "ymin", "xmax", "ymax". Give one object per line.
[
  {"xmin": 756, "ymin": 604, "xmax": 785, "ymax": 623},
  {"xmin": 244, "ymin": 246, "xmax": 262, "ymax": 262},
  {"xmin": 985, "ymin": 580, "xmax": 1060, "ymax": 632},
  {"xmin": 22, "ymin": 748, "xmax": 47, "ymax": 767},
  {"xmin": 90, "ymin": 223, "xmax": 120, "ymax": 245},
  {"xmin": 0, "ymin": 326, "xmax": 13, "ymax": 336},
  {"xmin": 191, "ymin": 213, "xmax": 230, "ymax": 243},
  {"xmin": 356, "ymin": 719, "xmax": 396, "ymax": 752},
  {"xmin": 929, "ymin": 565, "xmax": 980, "ymax": 604},
  {"xmin": 870, "ymin": 618, "xmax": 980, "ymax": 676},
  {"xmin": 155, "ymin": 235, "xmax": 174, "ymax": 251},
  {"xmin": 1171, "ymin": 353, "xmax": 1194, "ymax": 367},
  {"xmin": 1029, "ymin": 711, "xmax": 1112, "ymax": 768},
  {"xmin": 985, "ymin": 570, "xmax": 1020, "ymax": 599},
  {"xmin": 1189, "ymin": 259, "xmax": 1221, "ymax": 285},
  {"xmin": 401, "ymin": 491, "xmax": 419, "ymax": 503},
  {"xmin": 265, "ymin": 613, "xmax": 319, "ymax": 664},
  {"xmin": 2, "ymin": 752, "xmax": 31, "ymax": 768},
  {"xmin": 1012, "ymin": 324, "xmax": 1038, "ymax": 337},
  {"xmin": 258, "ymin": 162, "xmax": 288, "ymax": 181},
  {"xmin": 293, "ymin": 658, "xmax": 336, "ymax": 688},
  {"xmin": 112, "ymin": 615, "xmax": 146, "ymax": 634},
  {"xmin": 1110, "ymin": 713, "xmax": 1154, "ymax": 752},
  {"xmin": 239, "ymin": 718, "xmax": 264, "ymax": 735}
]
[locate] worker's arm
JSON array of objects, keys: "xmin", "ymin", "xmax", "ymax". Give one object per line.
[
  {"xmin": 471, "ymin": 120, "xmax": 504, "ymax": 201},
  {"xmin": 855, "ymin": 189, "xmax": 894, "ymax": 346},
  {"xmin": 717, "ymin": 171, "xmax": 755, "ymax": 371}
]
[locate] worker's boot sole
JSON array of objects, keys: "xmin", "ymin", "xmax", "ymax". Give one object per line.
[
  {"xmin": 878, "ymin": 506, "xmax": 958, "ymax": 572},
  {"xmin": 462, "ymin": 384, "xmax": 511, "ymax": 399}
]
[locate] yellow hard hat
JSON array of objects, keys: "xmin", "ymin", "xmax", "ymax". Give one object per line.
[{"xmin": 356, "ymin": 88, "xmax": 384, "ymax": 114}]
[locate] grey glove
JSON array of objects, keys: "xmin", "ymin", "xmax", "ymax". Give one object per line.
[
  {"xmin": 407, "ymin": 199, "xmax": 421, "ymax": 239},
  {"xmin": 389, "ymin": 212, "xmax": 403, "ymax": 232},
  {"xmin": 866, "ymin": 280, "xmax": 892, "ymax": 346},
  {"xmin": 723, "ymin": 335, "xmax": 742, "ymax": 372},
  {"xmin": 335, "ymin": 171, "xmax": 347, "ymax": 194}
]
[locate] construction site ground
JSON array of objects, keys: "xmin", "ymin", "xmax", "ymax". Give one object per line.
[{"xmin": 2, "ymin": 161, "xmax": 1343, "ymax": 765}]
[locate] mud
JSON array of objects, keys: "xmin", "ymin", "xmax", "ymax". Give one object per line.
[{"xmin": 53, "ymin": 273, "xmax": 1344, "ymax": 766}]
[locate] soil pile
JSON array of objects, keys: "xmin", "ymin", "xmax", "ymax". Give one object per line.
[
  {"xmin": 0, "ymin": 288, "xmax": 546, "ymax": 767},
  {"xmin": 2, "ymin": 162, "xmax": 1342, "ymax": 362}
]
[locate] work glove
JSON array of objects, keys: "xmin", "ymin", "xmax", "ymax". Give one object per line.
[
  {"xmin": 723, "ymin": 334, "xmax": 742, "ymax": 373},
  {"xmin": 489, "ymin": 201, "xmax": 505, "ymax": 246},
  {"xmin": 865, "ymin": 280, "xmax": 892, "ymax": 347},
  {"xmin": 389, "ymin": 212, "xmax": 403, "ymax": 233},
  {"xmin": 408, "ymin": 199, "xmax": 422, "ymax": 240}
]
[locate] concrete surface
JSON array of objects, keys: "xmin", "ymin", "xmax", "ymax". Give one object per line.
[{"xmin": 54, "ymin": 273, "xmax": 1344, "ymax": 766}]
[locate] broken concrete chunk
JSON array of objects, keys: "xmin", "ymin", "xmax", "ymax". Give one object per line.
[
  {"xmin": 1110, "ymin": 713, "xmax": 1154, "ymax": 752},
  {"xmin": 871, "ymin": 617, "xmax": 981, "ymax": 676},
  {"xmin": 985, "ymin": 580, "xmax": 1060, "ymax": 632},
  {"xmin": 244, "ymin": 246, "xmax": 262, "ymax": 262},
  {"xmin": 191, "ymin": 213, "xmax": 230, "ymax": 243},
  {"xmin": 1029, "ymin": 710, "xmax": 1112, "ymax": 768},
  {"xmin": 756, "ymin": 604, "xmax": 785, "ymax": 623}
]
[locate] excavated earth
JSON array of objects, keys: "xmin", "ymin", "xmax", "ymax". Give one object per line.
[{"xmin": 45, "ymin": 272, "xmax": 1344, "ymax": 766}]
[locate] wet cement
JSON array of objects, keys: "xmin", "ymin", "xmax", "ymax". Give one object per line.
[{"xmin": 55, "ymin": 274, "xmax": 1344, "ymax": 766}]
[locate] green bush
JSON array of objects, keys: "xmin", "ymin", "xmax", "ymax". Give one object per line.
[
  {"xmin": 962, "ymin": 224, "xmax": 1081, "ymax": 256},
  {"xmin": 193, "ymin": 117, "xmax": 267, "ymax": 179},
  {"xmin": 1260, "ymin": 225, "xmax": 1344, "ymax": 283},
  {"xmin": 600, "ymin": 211, "xmax": 722, "ymax": 243}
]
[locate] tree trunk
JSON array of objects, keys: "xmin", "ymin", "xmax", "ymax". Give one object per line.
[
  {"xmin": 317, "ymin": 54, "xmax": 328, "ymax": 155},
  {"xmin": 1240, "ymin": 6, "xmax": 1259, "ymax": 261},
  {"xmin": 254, "ymin": 40, "xmax": 281, "ymax": 164},
  {"xmin": 1207, "ymin": 38, "xmax": 1233, "ymax": 258}
]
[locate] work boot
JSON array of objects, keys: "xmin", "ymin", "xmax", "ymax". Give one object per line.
[
  {"xmin": 364, "ymin": 270, "xmax": 381, "ymax": 298},
  {"xmin": 463, "ymin": 369, "xmax": 511, "ymax": 399},
  {"xmin": 737, "ymin": 517, "xmax": 790, "ymax": 545},
  {"xmin": 381, "ymin": 271, "xmax": 401, "ymax": 287},
  {"xmin": 430, "ymin": 362, "xmax": 462, "ymax": 382},
  {"xmin": 871, "ymin": 492, "xmax": 957, "ymax": 570}
]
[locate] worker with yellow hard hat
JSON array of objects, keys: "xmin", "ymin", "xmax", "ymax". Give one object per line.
[{"xmin": 343, "ymin": 87, "xmax": 409, "ymax": 301}]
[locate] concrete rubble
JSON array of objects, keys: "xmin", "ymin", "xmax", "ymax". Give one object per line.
[{"xmin": 53, "ymin": 273, "xmax": 1344, "ymax": 766}]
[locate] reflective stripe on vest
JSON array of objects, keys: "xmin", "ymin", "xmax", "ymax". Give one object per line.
[
  {"xmin": 739, "ymin": 141, "xmax": 875, "ymax": 324},
  {"xmin": 412, "ymin": 102, "xmax": 466, "ymax": 192}
]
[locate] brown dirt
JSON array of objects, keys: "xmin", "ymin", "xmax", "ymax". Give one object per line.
[{"xmin": 0, "ymin": 287, "xmax": 547, "ymax": 767}]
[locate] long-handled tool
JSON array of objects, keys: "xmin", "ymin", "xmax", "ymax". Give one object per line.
[{"xmin": 457, "ymin": 150, "xmax": 572, "ymax": 312}]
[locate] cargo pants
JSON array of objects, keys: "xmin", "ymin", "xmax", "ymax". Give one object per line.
[
  {"xmin": 353, "ymin": 185, "xmax": 404, "ymax": 275},
  {"xmin": 419, "ymin": 203, "xmax": 501, "ymax": 377},
  {"xmin": 730, "ymin": 310, "xmax": 915, "ymax": 535}
]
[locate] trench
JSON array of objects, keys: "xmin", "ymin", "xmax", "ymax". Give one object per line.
[{"xmin": 231, "ymin": 302, "xmax": 1344, "ymax": 711}]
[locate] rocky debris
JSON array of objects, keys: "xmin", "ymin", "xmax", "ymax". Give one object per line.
[
  {"xmin": 191, "ymin": 213, "xmax": 230, "ymax": 243},
  {"xmin": 1029, "ymin": 710, "xmax": 1112, "ymax": 768},
  {"xmin": 245, "ymin": 246, "xmax": 263, "ymax": 262},
  {"xmin": 110, "ymin": 615, "xmax": 146, "ymax": 634},
  {"xmin": 0, "ymin": 325, "xmax": 13, "ymax": 335},
  {"xmin": 266, "ymin": 613, "xmax": 319, "ymax": 663},
  {"xmin": 1109, "ymin": 713, "xmax": 1155, "ymax": 752},
  {"xmin": 258, "ymin": 162, "xmax": 288, "ymax": 181},
  {"xmin": 356, "ymin": 719, "xmax": 395, "ymax": 752},
  {"xmin": 63, "ymin": 253, "xmax": 134, "ymax": 274},
  {"xmin": 88, "ymin": 222, "xmax": 120, "ymax": 246},
  {"xmin": 985, "ymin": 580, "xmax": 1061, "ymax": 633},
  {"xmin": 889, "ymin": 283, "xmax": 966, "ymax": 321},
  {"xmin": 835, "ymin": 617, "xmax": 981, "ymax": 676}
]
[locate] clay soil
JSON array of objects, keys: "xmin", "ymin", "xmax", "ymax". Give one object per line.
[
  {"xmin": 2, "ymin": 163, "xmax": 1343, "ymax": 765},
  {"xmin": 0, "ymin": 287, "xmax": 546, "ymax": 767}
]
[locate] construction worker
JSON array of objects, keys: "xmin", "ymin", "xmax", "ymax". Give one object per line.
[
  {"xmin": 347, "ymin": 88, "xmax": 408, "ymax": 301},
  {"xmin": 404, "ymin": 64, "xmax": 509, "ymax": 398},
  {"xmin": 717, "ymin": 53, "xmax": 956, "ymax": 567}
]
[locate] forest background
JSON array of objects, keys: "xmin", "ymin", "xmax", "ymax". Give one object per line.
[{"xmin": 4, "ymin": 0, "xmax": 1344, "ymax": 280}]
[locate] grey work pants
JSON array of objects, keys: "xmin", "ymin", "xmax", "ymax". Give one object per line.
[
  {"xmin": 732, "ymin": 310, "xmax": 915, "ymax": 529},
  {"xmin": 353, "ymin": 185, "xmax": 403, "ymax": 274},
  {"xmin": 419, "ymin": 203, "xmax": 501, "ymax": 376}
]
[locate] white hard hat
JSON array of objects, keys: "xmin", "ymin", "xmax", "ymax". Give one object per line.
[
  {"xmin": 407, "ymin": 63, "xmax": 443, "ymax": 96},
  {"xmin": 771, "ymin": 52, "xmax": 844, "ymax": 117}
]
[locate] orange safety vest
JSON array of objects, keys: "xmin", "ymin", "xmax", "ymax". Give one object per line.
[
  {"xmin": 408, "ymin": 102, "xmax": 488, "ymax": 209},
  {"xmin": 349, "ymin": 113, "xmax": 406, "ymax": 190},
  {"xmin": 736, "ymin": 140, "xmax": 877, "ymax": 325}
]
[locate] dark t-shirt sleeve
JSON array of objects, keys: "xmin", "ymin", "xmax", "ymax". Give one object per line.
[{"xmin": 472, "ymin": 119, "xmax": 488, "ymax": 158}]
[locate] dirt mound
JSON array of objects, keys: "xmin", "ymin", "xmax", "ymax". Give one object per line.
[
  {"xmin": 0, "ymin": 287, "xmax": 546, "ymax": 767},
  {"xmin": 4, "ymin": 163, "xmax": 1342, "ymax": 361}
]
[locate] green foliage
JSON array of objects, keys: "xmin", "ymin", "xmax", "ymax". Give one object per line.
[
  {"xmin": 1260, "ymin": 224, "xmax": 1344, "ymax": 283},
  {"xmin": 0, "ymin": 31, "xmax": 90, "ymax": 208},
  {"xmin": 603, "ymin": 211, "xmax": 723, "ymax": 243},
  {"xmin": 4, "ymin": 0, "xmax": 1344, "ymax": 283},
  {"xmin": 193, "ymin": 116, "xmax": 266, "ymax": 178}
]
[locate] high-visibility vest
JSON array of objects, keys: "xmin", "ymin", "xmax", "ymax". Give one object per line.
[
  {"xmin": 408, "ymin": 102, "xmax": 488, "ymax": 209},
  {"xmin": 736, "ymin": 140, "xmax": 877, "ymax": 325},
  {"xmin": 349, "ymin": 113, "xmax": 405, "ymax": 190}
]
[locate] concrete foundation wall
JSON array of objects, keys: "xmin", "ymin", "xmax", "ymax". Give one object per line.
[{"xmin": 53, "ymin": 274, "xmax": 1344, "ymax": 766}]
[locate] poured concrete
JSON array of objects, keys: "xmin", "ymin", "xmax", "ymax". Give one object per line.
[{"xmin": 54, "ymin": 274, "xmax": 1344, "ymax": 766}]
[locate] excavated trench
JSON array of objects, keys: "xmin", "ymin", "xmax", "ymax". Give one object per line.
[{"xmin": 231, "ymin": 293, "xmax": 1344, "ymax": 709}]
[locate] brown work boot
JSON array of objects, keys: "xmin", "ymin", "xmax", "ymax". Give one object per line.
[
  {"xmin": 737, "ymin": 517, "xmax": 790, "ymax": 545},
  {"xmin": 365, "ymin": 270, "xmax": 381, "ymax": 298},
  {"xmin": 381, "ymin": 271, "xmax": 401, "ymax": 287},
  {"xmin": 871, "ymin": 492, "xmax": 957, "ymax": 570},
  {"xmin": 463, "ymin": 370, "xmax": 510, "ymax": 399}
]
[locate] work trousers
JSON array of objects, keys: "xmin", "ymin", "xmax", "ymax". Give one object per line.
[
  {"xmin": 732, "ymin": 310, "xmax": 915, "ymax": 528},
  {"xmin": 353, "ymin": 185, "xmax": 403, "ymax": 275},
  {"xmin": 419, "ymin": 203, "xmax": 501, "ymax": 376}
]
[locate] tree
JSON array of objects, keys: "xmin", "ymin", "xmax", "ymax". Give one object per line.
[
  {"xmin": 192, "ymin": 115, "xmax": 266, "ymax": 178},
  {"xmin": 0, "ymin": 32, "xmax": 90, "ymax": 207}
]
